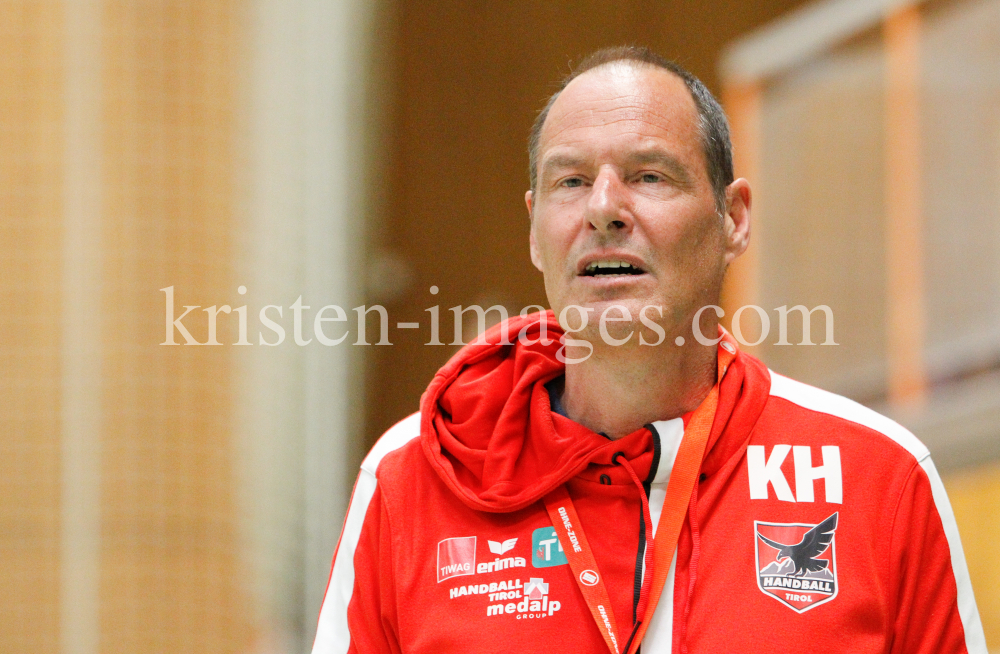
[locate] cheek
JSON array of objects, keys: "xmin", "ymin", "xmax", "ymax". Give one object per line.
[
  {"xmin": 676, "ymin": 200, "xmax": 725, "ymax": 249},
  {"xmin": 533, "ymin": 219, "xmax": 576, "ymax": 269},
  {"xmin": 648, "ymin": 211, "xmax": 727, "ymax": 276}
]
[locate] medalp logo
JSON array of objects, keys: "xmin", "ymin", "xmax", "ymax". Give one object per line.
[
  {"xmin": 524, "ymin": 577, "xmax": 549, "ymax": 599},
  {"xmin": 755, "ymin": 513, "xmax": 838, "ymax": 613},
  {"xmin": 438, "ymin": 536, "xmax": 477, "ymax": 583},
  {"xmin": 485, "ymin": 576, "xmax": 562, "ymax": 619}
]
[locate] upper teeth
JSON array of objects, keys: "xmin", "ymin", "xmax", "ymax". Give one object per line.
[{"xmin": 586, "ymin": 260, "xmax": 635, "ymax": 272}]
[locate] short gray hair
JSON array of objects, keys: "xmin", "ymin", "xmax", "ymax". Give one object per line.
[{"xmin": 528, "ymin": 46, "xmax": 733, "ymax": 214}]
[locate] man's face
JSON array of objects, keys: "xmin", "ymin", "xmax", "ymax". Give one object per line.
[{"xmin": 527, "ymin": 63, "xmax": 746, "ymax": 341}]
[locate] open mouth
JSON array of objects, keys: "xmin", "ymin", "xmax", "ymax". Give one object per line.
[{"xmin": 581, "ymin": 260, "xmax": 646, "ymax": 277}]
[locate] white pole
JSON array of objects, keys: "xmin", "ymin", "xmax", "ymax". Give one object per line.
[{"xmin": 61, "ymin": 1, "xmax": 103, "ymax": 653}]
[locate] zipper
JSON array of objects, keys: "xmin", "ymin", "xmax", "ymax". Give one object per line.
[{"xmin": 632, "ymin": 424, "xmax": 662, "ymax": 623}]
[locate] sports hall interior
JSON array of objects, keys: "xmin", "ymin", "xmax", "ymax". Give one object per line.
[{"xmin": 3, "ymin": 0, "xmax": 999, "ymax": 651}]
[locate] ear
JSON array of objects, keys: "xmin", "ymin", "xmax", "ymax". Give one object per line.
[
  {"xmin": 526, "ymin": 191, "xmax": 545, "ymax": 272},
  {"xmin": 722, "ymin": 178, "xmax": 751, "ymax": 265},
  {"xmin": 529, "ymin": 224, "xmax": 544, "ymax": 272}
]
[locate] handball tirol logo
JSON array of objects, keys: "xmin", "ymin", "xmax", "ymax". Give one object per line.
[{"xmin": 755, "ymin": 513, "xmax": 839, "ymax": 613}]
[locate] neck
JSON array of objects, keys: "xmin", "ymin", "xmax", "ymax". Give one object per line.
[{"xmin": 560, "ymin": 325, "xmax": 719, "ymax": 440}]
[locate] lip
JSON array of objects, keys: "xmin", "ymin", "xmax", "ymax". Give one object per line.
[{"xmin": 575, "ymin": 251, "xmax": 649, "ymax": 276}]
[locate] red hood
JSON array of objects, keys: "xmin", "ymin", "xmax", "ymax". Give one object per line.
[{"xmin": 419, "ymin": 311, "xmax": 770, "ymax": 513}]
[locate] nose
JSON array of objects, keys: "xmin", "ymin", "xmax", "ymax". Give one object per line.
[{"xmin": 584, "ymin": 167, "xmax": 633, "ymax": 234}]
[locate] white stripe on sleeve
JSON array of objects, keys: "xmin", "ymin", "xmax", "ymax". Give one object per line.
[
  {"xmin": 919, "ymin": 458, "xmax": 988, "ymax": 654},
  {"xmin": 312, "ymin": 413, "xmax": 422, "ymax": 654}
]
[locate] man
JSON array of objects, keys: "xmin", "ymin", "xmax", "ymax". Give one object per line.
[{"xmin": 312, "ymin": 47, "xmax": 986, "ymax": 653}]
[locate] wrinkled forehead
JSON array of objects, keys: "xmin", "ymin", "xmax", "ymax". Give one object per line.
[{"xmin": 538, "ymin": 62, "xmax": 701, "ymax": 164}]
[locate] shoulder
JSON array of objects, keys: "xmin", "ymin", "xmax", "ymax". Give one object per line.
[
  {"xmin": 361, "ymin": 412, "xmax": 424, "ymax": 478},
  {"xmin": 763, "ymin": 370, "xmax": 930, "ymax": 464}
]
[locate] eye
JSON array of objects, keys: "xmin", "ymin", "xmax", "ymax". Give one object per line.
[
  {"xmin": 562, "ymin": 177, "xmax": 584, "ymax": 188},
  {"xmin": 640, "ymin": 173, "xmax": 662, "ymax": 183}
]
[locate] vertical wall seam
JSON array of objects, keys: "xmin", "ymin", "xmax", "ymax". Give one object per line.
[
  {"xmin": 884, "ymin": 5, "xmax": 927, "ymax": 405},
  {"xmin": 61, "ymin": 1, "xmax": 103, "ymax": 653}
]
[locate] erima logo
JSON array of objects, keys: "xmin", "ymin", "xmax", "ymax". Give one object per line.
[
  {"xmin": 477, "ymin": 555, "xmax": 527, "ymax": 574},
  {"xmin": 488, "ymin": 538, "xmax": 518, "ymax": 555},
  {"xmin": 747, "ymin": 445, "xmax": 842, "ymax": 503},
  {"xmin": 437, "ymin": 536, "xmax": 476, "ymax": 583},
  {"xmin": 755, "ymin": 513, "xmax": 839, "ymax": 612}
]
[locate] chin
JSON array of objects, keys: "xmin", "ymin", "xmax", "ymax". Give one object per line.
[
  {"xmin": 582, "ymin": 297, "xmax": 662, "ymax": 319},
  {"xmin": 555, "ymin": 297, "xmax": 669, "ymax": 339}
]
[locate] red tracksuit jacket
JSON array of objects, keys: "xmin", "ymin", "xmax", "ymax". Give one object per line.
[{"xmin": 313, "ymin": 312, "xmax": 987, "ymax": 653}]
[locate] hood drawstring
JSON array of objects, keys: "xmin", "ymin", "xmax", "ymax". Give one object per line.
[{"xmin": 614, "ymin": 452, "xmax": 654, "ymax": 653}]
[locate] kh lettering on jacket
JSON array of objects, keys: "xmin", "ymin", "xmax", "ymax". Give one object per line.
[{"xmin": 747, "ymin": 445, "xmax": 842, "ymax": 503}]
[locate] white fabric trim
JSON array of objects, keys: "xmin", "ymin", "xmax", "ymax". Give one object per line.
[
  {"xmin": 920, "ymin": 458, "xmax": 988, "ymax": 653},
  {"xmin": 768, "ymin": 372, "xmax": 987, "ymax": 652},
  {"xmin": 637, "ymin": 419, "xmax": 683, "ymax": 653},
  {"xmin": 769, "ymin": 372, "xmax": 930, "ymax": 462},
  {"xmin": 641, "ymin": 550, "xmax": 677, "ymax": 653},
  {"xmin": 361, "ymin": 412, "xmax": 423, "ymax": 475},
  {"xmin": 648, "ymin": 418, "xmax": 684, "ymax": 538},
  {"xmin": 312, "ymin": 413, "xmax": 422, "ymax": 653}
]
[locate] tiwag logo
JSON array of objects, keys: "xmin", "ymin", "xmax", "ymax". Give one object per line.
[
  {"xmin": 437, "ymin": 536, "xmax": 477, "ymax": 583},
  {"xmin": 755, "ymin": 513, "xmax": 839, "ymax": 613}
]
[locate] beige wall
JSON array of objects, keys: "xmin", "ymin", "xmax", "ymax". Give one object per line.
[
  {"xmin": 0, "ymin": 1, "xmax": 377, "ymax": 651},
  {"xmin": 1, "ymin": 2, "xmax": 254, "ymax": 652},
  {"xmin": 99, "ymin": 2, "xmax": 251, "ymax": 652},
  {"xmin": 0, "ymin": 2, "xmax": 63, "ymax": 650}
]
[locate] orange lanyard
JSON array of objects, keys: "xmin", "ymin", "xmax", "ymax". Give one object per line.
[
  {"xmin": 543, "ymin": 335, "xmax": 737, "ymax": 654},
  {"xmin": 544, "ymin": 485, "xmax": 624, "ymax": 653}
]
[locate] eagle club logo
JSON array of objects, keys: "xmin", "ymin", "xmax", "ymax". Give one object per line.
[{"xmin": 755, "ymin": 513, "xmax": 839, "ymax": 613}]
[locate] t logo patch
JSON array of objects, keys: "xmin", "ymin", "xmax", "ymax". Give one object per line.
[
  {"xmin": 531, "ymin": 527, "xmax": 567, "ymax": 568},
  {"xmin": 747, "ymin": 445, "xmax": 842, "ymax": 503}
]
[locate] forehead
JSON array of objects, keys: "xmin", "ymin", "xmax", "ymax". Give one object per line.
[{"xmin": 538, "ymin": 63, "xmax": 702, "ymax": 169}]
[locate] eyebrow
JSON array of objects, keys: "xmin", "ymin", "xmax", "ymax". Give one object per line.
[{"xmin": 539, "ymin": 153, "xmax": 587, "ymax": 180}]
